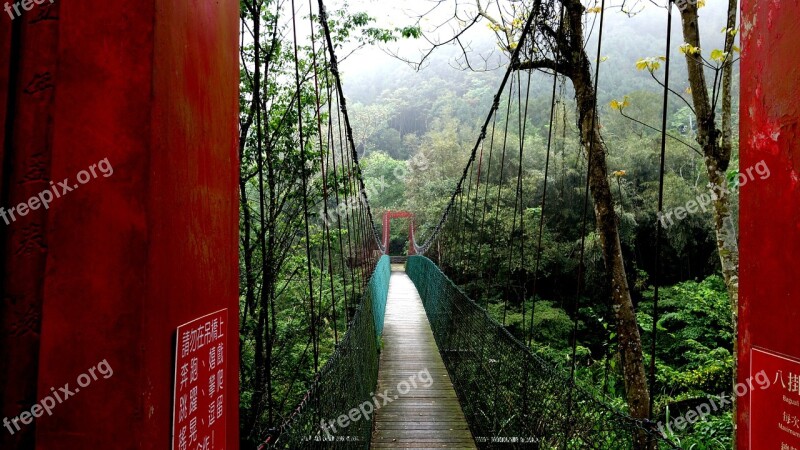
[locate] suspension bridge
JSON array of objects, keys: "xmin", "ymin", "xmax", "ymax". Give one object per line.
[
  {"xmin": 258, "ymin": 0, "xmax": 684, "ymax": 447},
  {"xmin": 0, "ymin": 0, "xmax": 793, "ymax": 448}
]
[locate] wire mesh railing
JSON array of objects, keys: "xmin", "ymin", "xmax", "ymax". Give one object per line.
[
  {"xmin": 406, "ymin": 255, "xmax": 679, "ymax": 449},
  {"xmin": 260, "ymin": 255, "xmax": 390, "ymax": 449}
]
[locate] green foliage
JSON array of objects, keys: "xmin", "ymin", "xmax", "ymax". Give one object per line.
[
  {"xmin": 635, "ymin": 276, "xmax": 733, "ymax": 444},
  {"xmin": 327, "ymin": 7, "xmax": 420, "ymax": 47},
  {"xmin": 361, "ymin": 152, "xmax": 407, "ymax": 210},
  {"xmin": 662, "ymin": 410, "xmax": 733, "ymax": 449},
  {"xmin": 646, "ymin": 276, "xmax": 733, "ymax": 393},
  {"xmin": 530, "ymin": 300, "xmax": 574, "ymax": 347}
]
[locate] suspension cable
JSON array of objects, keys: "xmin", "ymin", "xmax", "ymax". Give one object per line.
[
  {"xmin": 317, "ymin": 0, "xmax": 385, "ymax": 254},
  {"xmin": 413, "ymin": 4, "xmax": 543, "ymax": 254},
  {"xmin": 650, "ymin": 0, "xmax": 674, "ymax": 421},
  {"xmin": 291, "ymin": 0, "xmax": 319, "ymax": 372},
  {"xmin": 528, "ymin": 4, "xmax": 565, "ymax": 346}
]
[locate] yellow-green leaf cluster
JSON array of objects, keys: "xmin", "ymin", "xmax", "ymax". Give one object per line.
[
  {"xmin": 487, "ymin": 23, "xmax": 505, "ymax": 32},
  {"xmin": 635, "ymin": 56, "xmax": 665, "ymax": 72},
  {"xmin": 609, "ymin": 96, "xmax": 630, "ymax": 111},
  {"xmin": 678, "ymin": 43, "xmax": 701, "ymax": 56},
  {"xmin": 710, "ymin": 49, "xmax": 727, "ymax": 63}
]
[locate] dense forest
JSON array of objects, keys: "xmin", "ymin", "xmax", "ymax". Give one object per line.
[{"xmin": 238, "ymin": 0, "xmax": 741, "ymax": 448}]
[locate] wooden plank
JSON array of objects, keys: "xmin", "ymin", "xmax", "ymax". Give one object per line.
[{"xmin": 371, "ymin": 270, "xmax": 477, "ymax": 449}]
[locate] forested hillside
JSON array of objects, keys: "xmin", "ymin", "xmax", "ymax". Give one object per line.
[
  {"xmin": 342, "ymin": 2, "xmax": 740, "ymax": 447},
  {"xmin": 239, "ymin": 0, "xmax": 742, "ymax": 447}
]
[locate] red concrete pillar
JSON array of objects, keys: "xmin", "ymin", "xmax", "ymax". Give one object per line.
[
  {"xmin": 408, "ymin": 219, "xmax": 416, "ymax": 256},
  {"xmin": 0, "ymin": 3, "xmax": 63, "ymax": 448},
  {"xmin": 383, "ymin": 212, "xmax": 390, "ymax": 252},
  {"xmin": 0, "ymin": 0, "xmax": 240, "ymax": 448},
  {"xmin": 740, "ymin": 1, "xmax": 800, "ymax": 448}
]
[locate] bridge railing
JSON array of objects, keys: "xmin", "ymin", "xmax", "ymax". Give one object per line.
[
  {"xmin": 260, "ymin": 255, "xmax": 390, "ymax": 449},
  {"xmin": 407, "ymin": 255, "xmax": 679, "ymax": 449}
]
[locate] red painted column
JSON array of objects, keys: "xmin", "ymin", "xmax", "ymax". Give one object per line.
[
  {"xmin": 740, "ymin": 1, "xmax": 800, "ymax": 448},
  {"xmin": 0, "ymin": 0, "xmax": 240, "ymax": 448},
  {"xmin": 0, "ymin": 3, "xmax": 62, "ymax": 448},
  {"xmin": 408, "ymin": 220, "xmax": 416, "ymax": 256},
  {"xmin": 383, "ymin": 212, "xmax": 390, "ymax": 252}
]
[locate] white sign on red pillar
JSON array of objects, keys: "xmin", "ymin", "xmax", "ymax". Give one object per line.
[
  {"xmin": 750, "ymin": 347, "xmax": 800, "ymax": 449},
  {"xmin": 172, "ymin": 309, "xmax": 228, "ymax": 450}
]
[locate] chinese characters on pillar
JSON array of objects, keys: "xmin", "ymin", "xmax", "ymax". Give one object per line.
[
  {"xmin": 172, "ymin": 309, "xmax": 227, "ymax": 450},
  {"xmin": 751, "ymin": 347, "xmax": 800, "ymax": 448}
]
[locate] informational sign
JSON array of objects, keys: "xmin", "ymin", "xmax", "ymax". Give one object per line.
[
  {"xmin": 751, "ymin": 347, "xmax": 800, "ymax": 449},
  {"xmin": 172, "ymin": 309, "xmax": 228, "ymax": 450}
]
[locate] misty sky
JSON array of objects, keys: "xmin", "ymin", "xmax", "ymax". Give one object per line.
[{"xmin": 333, "ymin": 0, "xmax": 735, "ymax": 104}]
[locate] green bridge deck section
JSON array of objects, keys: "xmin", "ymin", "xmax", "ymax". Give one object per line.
[{"xmin": 371, "ymin": 269, "xmax": 477, "ymax": 449}]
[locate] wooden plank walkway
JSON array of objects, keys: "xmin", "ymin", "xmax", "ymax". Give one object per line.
[{"xmin": 371, "ymin": 268, "xmax": 477, "ymax": 449}]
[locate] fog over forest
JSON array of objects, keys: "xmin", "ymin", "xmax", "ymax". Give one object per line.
[{"xmin": 341, "ymin": 0, "xmax": 733, "ymax": 139}]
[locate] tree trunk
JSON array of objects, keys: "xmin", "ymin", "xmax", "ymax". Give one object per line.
[
  {"xmin": 679, "ymin": 3, "xmax": 739, "ymax": 306},
  {"xmin": 572, "ymin": 65, "xmax": 651, "ymax": 422},
  {"xmin": 563, "ymin": 2, "xmax": 651, "ymax": 423},
  {"xmin": 679, "ymin": 4, "xmax": 739, "ymax": 438}
]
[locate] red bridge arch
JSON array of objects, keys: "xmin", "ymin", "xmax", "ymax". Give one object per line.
[{"xmin": 382, "ymin": 211, "xmax": 417, "ymax": 256}]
